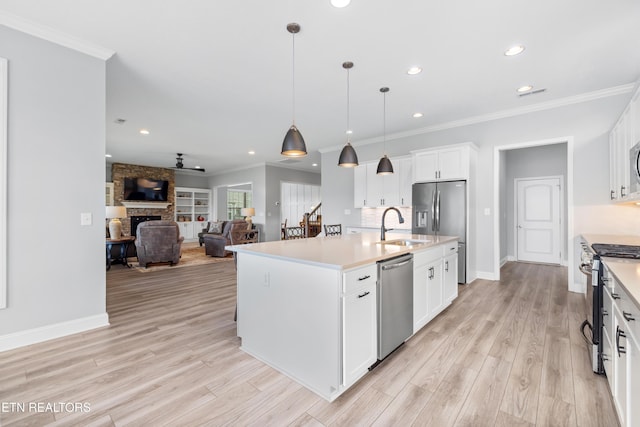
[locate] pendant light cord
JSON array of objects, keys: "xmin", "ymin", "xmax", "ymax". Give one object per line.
[
  {"xmin": 292, "ymin": 32, "xmax": 296, "ymax": 125},
  {"xmin": 346, "ymin": 67, "xmax": 350, "ymax": 142},
  {"xmin": 383, "ymin": 90, "xmax": 387, "ymax": 155}
]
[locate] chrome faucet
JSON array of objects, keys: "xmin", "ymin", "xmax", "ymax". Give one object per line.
[{"xmin": 380, "ymin": 207, "xmax": 404, "ymax": 241}]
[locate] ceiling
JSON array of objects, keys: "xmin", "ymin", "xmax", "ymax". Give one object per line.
[{"xmin": 2, "ymin": 0, "xmax": 639, "ymax": 175}]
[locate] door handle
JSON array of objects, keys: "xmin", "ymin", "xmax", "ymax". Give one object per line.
[
  {"xmin": 616, "ymin": 326, "xmax": 626, "ymax": 357},
  {"xmin": 357, "ymin": 291, "xmax": 370, "ymax": 298},
  {"xmin": 436, "ymin": 190, "xmax": 441, "ymax": 232}
]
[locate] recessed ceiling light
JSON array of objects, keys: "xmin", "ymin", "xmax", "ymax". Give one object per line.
[
  {"xmin": 312, "ymin": 163, "xmax": 318, "ymax": 167},
  {"xmin": 139, "ymin": 129, "xmax": 150, "ymax": 135},
  {"xmin": 346, "ymin": 130, "xmax": 353, "ymax": 135},
  {"xmin": 505, "ymin": 45, "xmax": 525, "ymax": 56},
  {"xmin": 407, "ymin": 66, "xmax": 422, "ymax": 75},
  {"xmin": 412, "ymin": 112, "xmax": 423, "ymax": 118},
  {"xmin": 517, "ymin": 85, "xmax": 533, "ymax": 93},
  {"xmin": 105, "ymin": 154, "xmax": 112, "ymax": 158},
  {"xmin": 248, "ymin": 150, "xmax": 255, "ymax": 155},
  {"xmin": 331, "ymin": 0, "xmax": 350, "ymax": 7}
]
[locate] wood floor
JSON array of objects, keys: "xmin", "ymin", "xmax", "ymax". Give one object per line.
[{"xmin": 0, "ymin": 261, "xmax": 619, "ymax": 426}]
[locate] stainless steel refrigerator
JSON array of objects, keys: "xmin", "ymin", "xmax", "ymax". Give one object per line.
[{"xmin": 412, "ymin": 181, "xmax": 466, "ymax": 283}]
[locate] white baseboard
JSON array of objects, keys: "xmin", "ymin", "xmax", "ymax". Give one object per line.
[
  {"xmin": 0, "ymin": 313, "xmax": 110, "ymax": 353},
  {"xmin": 476, "ymin": 271, "xmax": 498, "ymax": 281},
  {"xmin": 569, "ymin": 281, "xmax": 586, "ymax": 294}
]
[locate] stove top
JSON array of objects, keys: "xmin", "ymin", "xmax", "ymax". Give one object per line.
[{"xmin": 591, "ymin": 243, "xmax": 640, "ymax": 259}]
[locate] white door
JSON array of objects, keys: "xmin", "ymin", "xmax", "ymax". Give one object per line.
[{"xmin": 516, "ymin": 177, "xmax": 561, "ymax": 264}]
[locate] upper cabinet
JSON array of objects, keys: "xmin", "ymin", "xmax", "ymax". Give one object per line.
[
  {"xmin": 353, "ymin": 156, "xmax": 411, "ymax": 208},
  {"xmin": 610, "ymin": 85, "xmax": 640, "ymax": 203},
  {"xmin": 412, "ymin": 143, "xmax": 475, "ymax": 183}
]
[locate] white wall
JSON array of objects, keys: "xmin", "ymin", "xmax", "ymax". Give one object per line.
[
  {"xmin": 504, "ymin": 143, "xmax": 568, "ymax": 261},
  {"xmin": 0, "ymin": 26, "xmax": 107, "ymax": 345},
  {"xmin": 321, "ymin": 91, "xmax": 634, "ymax": 281}
]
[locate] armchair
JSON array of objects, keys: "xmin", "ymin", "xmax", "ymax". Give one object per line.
[
  {"xmin": 203, "ymin": 219, "xmax": 248, "ymax": 257},
  {"xmin": 135, "ymin": 220, "xmax": 184, "ymax": 268}
]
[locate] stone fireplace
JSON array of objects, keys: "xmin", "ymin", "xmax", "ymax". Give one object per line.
[{"xmin": 111, "ymin": 163, "xmax": 176, "ymax": 236}]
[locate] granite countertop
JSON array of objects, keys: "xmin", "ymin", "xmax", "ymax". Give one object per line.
[
  {"xmin": 582, "ymin": 234, "xmax": 640, "ymax": 309},
  {"xmin": 227, "ymin": 232, "xmax": 458, "ymax": 270}
]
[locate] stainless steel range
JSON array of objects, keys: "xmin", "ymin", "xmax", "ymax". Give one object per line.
[{"xmin": 583, "ymin": 243, "xmax": 640, "ymax": 374}]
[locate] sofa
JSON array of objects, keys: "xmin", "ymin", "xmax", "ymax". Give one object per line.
[
  {"xmin": 135, "ymin": 220, "xmax": 184, "ymax": 268},
  {"xmin": 203, "ymin": 219, "xmax": 249, "ymax": 257}
]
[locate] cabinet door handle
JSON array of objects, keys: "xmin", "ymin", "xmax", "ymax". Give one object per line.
[
  {"xmin": 445, "ymin": 260, "xmax": 449, "ymax": 272},
  {"xmin": 601, "ymin": 308, "xmax": 608, "ymax": 317},
  {"xmin": 616, "ymin": 326, "xmax": 626, "ymax": 357},
  {"xmin": 357, "ymin": 275, "xmax": 371, "ymax": 281},
  {"xmin": 621, "ymin": 185, "xmax": 626, "ymax": 197},
  {"xmin": 623, "ymin": 311, "xmax": 636, "ymax": 321},
  {"xmin": 602, "ymin": 353, "xmax": 609, "ymax": 362},
  {"xmin": 357, "ymin": 291, "xmax": 370, "ymax": 298},
  {"xmin": 611, "ymin": 293, "xmax": 620, "ymax": 300},
  {"xmin": 610, "ymin": 190, "xmax": 616, "ymax": 200}
]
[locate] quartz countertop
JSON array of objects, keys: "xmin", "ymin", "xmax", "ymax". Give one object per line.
[
  {"xmin": 582, "ymin": 233, "xmax": 640, "ymax": 309},
  {"xmin": 227, "ymin": 232, "xmax": 458, "ymax": 270}
]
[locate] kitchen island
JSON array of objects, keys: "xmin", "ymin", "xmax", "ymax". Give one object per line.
[{"xmin": 227, "ymin": 232, "xmax": 458, "ymax": 402}]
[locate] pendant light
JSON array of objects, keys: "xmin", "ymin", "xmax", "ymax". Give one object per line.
[
  {"xmin": 338, "ymin": 61, "xmax": 359, "ymax": 167},
  {"xmin": 281, "ymin": 23, "xmax": 307, "ymax": 157},
  {"xmin": 376, "ymin": 87, "xmax": 394, "ymax": 175}
]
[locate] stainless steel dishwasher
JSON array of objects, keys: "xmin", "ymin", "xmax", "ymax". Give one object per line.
[{"xmin": 377, "ymin": 253, "xmax": 414, "ymax": 360}]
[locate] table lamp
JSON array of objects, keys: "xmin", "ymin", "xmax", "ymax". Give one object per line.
[
  {"xmin": 240, "ymin": 207, "xmax": 255, "ymax": 229},
  {"xmin": 106, "ymin": 206, "xmax": 127, "ymax": 239}
]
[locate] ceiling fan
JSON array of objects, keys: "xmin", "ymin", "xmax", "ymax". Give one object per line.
[{"xmin": 171, "ymin": 153, "xmax": 205, "ymax": 172}]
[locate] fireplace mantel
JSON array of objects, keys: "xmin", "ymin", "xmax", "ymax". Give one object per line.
[{"xmin": 121, "ymin": 201, "xmax": 171, "ymax": 209}]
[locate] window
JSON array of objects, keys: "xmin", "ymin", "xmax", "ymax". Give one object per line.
[{"xmin": 227, "ymin": 190, "xmax": 252, "ymax": 220}]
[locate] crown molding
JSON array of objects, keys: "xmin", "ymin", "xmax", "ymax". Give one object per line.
[
  {"xmin": 0, "ymin": 11, "xmax": 115, "ymax": 60},
  {"xmin": 319, "ymin": 83, "xmax": 636, "ymax": 153}
]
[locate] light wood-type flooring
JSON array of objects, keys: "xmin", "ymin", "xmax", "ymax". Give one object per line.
[{"xmin": 0, "ymin": 261, "xmax": 619, "ymax": 426}]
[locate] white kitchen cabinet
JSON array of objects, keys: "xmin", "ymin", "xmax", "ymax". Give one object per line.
[
  {"xmin": 443, "ymin": 247, "xmax": 458, "ymax": 304},
  {"xmin": 398, "ymin": 157, "xmax": 412, "ymax": 206},
  {"xmin": 613, "ymin": 305, "xmax": 628, "ymax": 425},
  {"xmin": 413, "ymin": 246, "xmax": 444, "ymax": 332},
  {"xmin": 413, "ymin": 144, "xmax": 472, "ymax": 183},
  {"xmin": 366, "ymin": 163, "xmax": 399, "ymax": 207},
  {"xmin": 628, "ymin": 331, "xmax": 640, "ymax": 427},
  {"xmin": 609, "ymin": 85, "xmax": 640, "ymax": 202},
  {"xmin": 601, "ymin": 266, "xmax": 640, "ymax": 427},
  {"xmin": 342, "ymin": 264, "xmax": 377, "ymax": 387},
  {"xmin": 353, "ymin": 157, "xmax": 410, "ymax": 208},
  {"xmin": 354, "ymin": 165, "xmax": 367, "ymax": 208}
]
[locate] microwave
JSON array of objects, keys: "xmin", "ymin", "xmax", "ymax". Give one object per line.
[{"xmin": 631, "ymin": 141, "xmax": 640, "ymax": 194}]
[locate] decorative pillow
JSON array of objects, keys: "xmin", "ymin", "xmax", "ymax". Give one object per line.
[{"xmin": 208, "ymin": 221, "xmax": 223, "ymax": 234}]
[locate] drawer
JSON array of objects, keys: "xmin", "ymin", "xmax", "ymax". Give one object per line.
[
  {"xmin": 610, "ymin": 278, "xmax": 640, "ymax": 342},
  {"xmin": 343, "ymin": 264, "xmax": 377, "ymax": 293},
  {"xmin": 413, "ymin": 246, "xmax": 442, "ymax": 267},
  {"xmin": 444, "ymin": 241, "xmax": 458, "ymax": 255}
]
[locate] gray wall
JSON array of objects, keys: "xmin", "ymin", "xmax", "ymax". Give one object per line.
[
  {"xmin": 209, "ymin": 165, "xmax": 266, "ymax": 233},
  {"xmin": 208, "ymin": 165, "xmax": 321, "ymax": 242},
  {"xmin": 499, "ymin": 150, "xmax": 507, "ymax": 262},
  {"xmin": 0, "ymin": 27, "xmax": 107, "ymax": 334},
  {"xmin": 321, "ymin": 92, "xmax": 632, "ymax": 279},
  {"xmin": 504, "ymin": 143, "xmax": 568, "ymax": 262}
]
